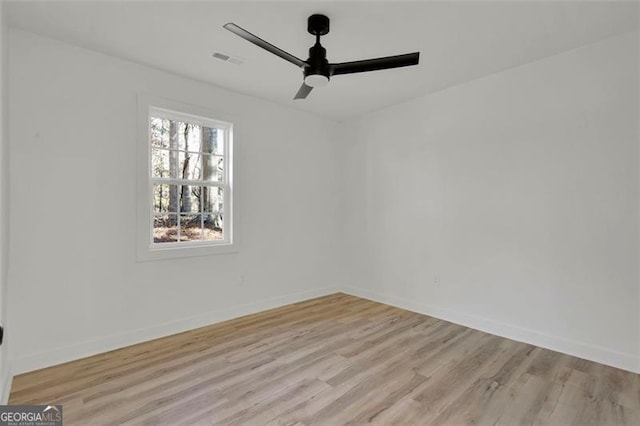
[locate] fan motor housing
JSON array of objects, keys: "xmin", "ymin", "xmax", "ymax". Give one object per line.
[
  {"xmin": 305, "ymin": 43, "xmax": 330, "ymax": 80},
  {"xmin": 307, "ymin": 14, "xmax": 330, "ymax": 36}
]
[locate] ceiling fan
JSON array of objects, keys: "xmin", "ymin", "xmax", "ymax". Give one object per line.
[{"xmin": 223, "ymin": 14, "xmax": 420, "ymax": 100}]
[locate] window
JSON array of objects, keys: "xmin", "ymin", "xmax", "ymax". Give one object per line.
[{"xmin": 137, "ymin": 96, "xmax": 236, "ymax": 261}]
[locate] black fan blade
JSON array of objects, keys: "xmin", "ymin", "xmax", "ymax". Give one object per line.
[
  {"xmin": 330, "ymin": 52, "xmax": 419, "ymax": 76},
  {"xmin": 224, "ymin": 23, "xmax": 306, "ymax": 68},
  {"xmin": 294, "ymin": 83, "xmax": 313, "ymax": 100}
]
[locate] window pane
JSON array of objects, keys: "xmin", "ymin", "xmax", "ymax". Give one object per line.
[
  {"xmin": 153, "ymin": 184, "xmax": 179, "ymax": 213},
  {"xmin": 151, "ymin": 149, "xmax": 168, "ymax": 178},
  {"xmin": 203, "ymin": 186, "xmax": 224, "ymax": 241},
  {"xmin": 178, "ymin": 151, "xmax": 201, "ymax": 181},
  {"xmin": 154, "ymin": 214, "xmax": 178, "ymax": 243},
  {"xmin": 178, "ymin": 122, "xmax": 202, "ymax": 152},
  {"xmin": 204, "ymin": 215, "xmax": 223, "ymax": 241},
  {"xmin": 178, "ymin": 185, "xmax": 200, "ymax": 214},
  {"xmin": 180, "ymin": 214, "xmax": 202, "ymax": 242},
  {"xmin": 202, "ymin": 186, "xmax": 223, "ymax": 214},
  {"xmin": 151, "ymin": 149, "xmax": 179, "ymax": 179},
  {"xmin": 202, "ymin": 155, "xmax": 224, "ymax": 182},
  {"xmin": 202, "ymin": 127, "xmax": 223, "ymax": 155},
  {"xmin": 150, "ymin": 117, "xmax": 170, "ymax": 149}
]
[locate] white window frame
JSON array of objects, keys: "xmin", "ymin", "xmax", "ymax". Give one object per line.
[{"xmin": 137, "ymin": 94, "xmax": 238, "ymax": 261}]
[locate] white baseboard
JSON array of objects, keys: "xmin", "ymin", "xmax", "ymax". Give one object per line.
[
  {"xmin": 10, "ymin": 286, "xmax": 339, "ymax": 375},
  {"xmin": 0, "ymin": 370, "xmax": 11, "ymax": 404},
  {"xmin": 343, "ymin": 285, "xmax": 640, "ymax": 374},
  {"xmin": 9, "ymin": 284, "xmax": 640, "ymax": 377}
]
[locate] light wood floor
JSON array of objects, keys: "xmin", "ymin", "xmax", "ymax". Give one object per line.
[{"xmin": 9, "ymin": 293, "xmax": 640, "ymax": 425}]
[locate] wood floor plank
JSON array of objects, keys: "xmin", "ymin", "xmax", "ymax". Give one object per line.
[{"xmin": 9, "ymin": 293, "xmax": 640, "ymax": 425}]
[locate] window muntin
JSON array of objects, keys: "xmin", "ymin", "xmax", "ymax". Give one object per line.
[{"xmin": 148, "ymin": 107, "xmax": 232, "ymax": 248}]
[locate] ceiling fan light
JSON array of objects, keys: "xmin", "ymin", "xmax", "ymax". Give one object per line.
[{"xmin": 304, "ymin": 74, "xmax": 329, "ymax": 88}]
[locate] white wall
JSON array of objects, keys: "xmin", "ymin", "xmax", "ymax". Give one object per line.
[
  {"xmin": 8, "ymin": 30, "xmax": 345, "ymax": 374},
  {"xmin": 343, "ymin": 31, "xmax": 640, "ymax": 372},
  {"xmin": 6, "ymin": 26, "xmax": 639, "ymax": 377},
  {"xmin": 0, "ymin": 0, "xmax": 11, "ymax": 401}
]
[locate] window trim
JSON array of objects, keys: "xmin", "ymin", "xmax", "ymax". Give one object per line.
[{"xmin": 136, "ymin": 94, "xmax": 238, "ymax": 261}]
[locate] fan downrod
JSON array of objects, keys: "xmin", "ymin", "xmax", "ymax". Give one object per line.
[{"xmin": 307, "ymin": 14, "xmax": 329, "ymax": 36}]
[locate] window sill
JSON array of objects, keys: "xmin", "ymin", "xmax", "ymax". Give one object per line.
[{"xmin": 136, "ymin": 242, "xmax": 239, "ymax": 262}]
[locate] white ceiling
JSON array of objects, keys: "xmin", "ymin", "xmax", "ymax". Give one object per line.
[{"xmin": 6, "ymin": 1, "xmax": 639, "ymax": 120}]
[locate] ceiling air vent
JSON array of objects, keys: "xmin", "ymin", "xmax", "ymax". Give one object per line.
[{"xmin": 212, "ymin": 51, "xmax": 244, "ymax": 65}]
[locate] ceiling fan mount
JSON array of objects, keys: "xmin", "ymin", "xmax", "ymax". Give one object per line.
[
  {"xmin": 223, "ymin": 14, "xmax": 420, "ymax": 100},
  {"xmin": 307, "ymin": 14, "xmax": 330, "ymax": 36}
]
